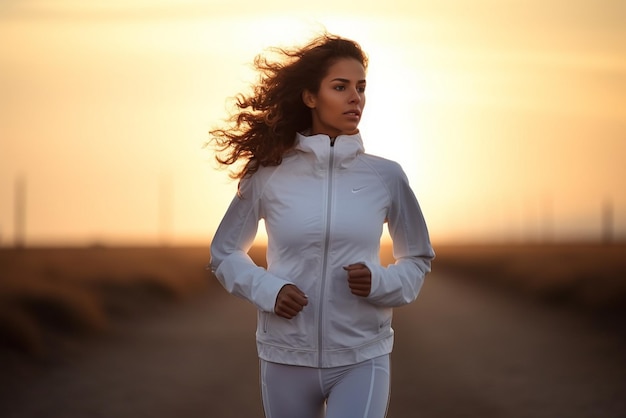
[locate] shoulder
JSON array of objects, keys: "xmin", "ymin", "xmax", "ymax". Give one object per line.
[
  {"xmin": 356, "ymin": 154, "xmax": 414, "ymax": 202},
  {"xmin": 358, "ymin": 153, "xmax": 407, "ymax": 182},
  {"xmin": 239, "ymin": 156, "xmax": 295, "ymax": 198},
  {"xmin": 238, "ymin": 165, "xmax": 277, "ymax": 197}
]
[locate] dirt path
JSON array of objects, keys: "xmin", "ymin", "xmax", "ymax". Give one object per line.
[
  {"xmin": 389, "ymin": 272, "xmax": 626, "ymax": 418},
  {"xmin": 1, "ymin": 271, "xmax": 625, "ymax": 418}
]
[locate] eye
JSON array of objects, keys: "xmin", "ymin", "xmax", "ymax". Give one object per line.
[
  {"xmin": 357, "ymin": 86, "xmax": 366, "ymax": 93},
  {"xmin": 333, "ymin": 85, "xmax": 346, "ymax": 91}
]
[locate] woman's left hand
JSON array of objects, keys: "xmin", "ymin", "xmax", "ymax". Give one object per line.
[{"xmin": 343, "ymin": 263, "xmax": 371, "ymax": 297}]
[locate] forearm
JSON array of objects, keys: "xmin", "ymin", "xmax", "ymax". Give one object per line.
[
  {"xmin": 365, "ymin": 255, "xmax": 432, "ymax": 307},
  {"xmin": 211, "ymin": 249, "xmax": 292, "ymax": 312}
]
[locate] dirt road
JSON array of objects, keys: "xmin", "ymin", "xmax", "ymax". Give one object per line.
[{"xmin": 1, "ymin": 270, "xmax": 625, "ymax": 418}]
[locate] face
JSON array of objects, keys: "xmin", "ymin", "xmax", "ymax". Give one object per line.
[{"xmin": 303, "ymin": 58, "xmax": 366, "ymax": 138}]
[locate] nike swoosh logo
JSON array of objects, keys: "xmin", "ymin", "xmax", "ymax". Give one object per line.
[{"xmin": 351, "ymin": 186, "xmax": 367, "ymax": 193}]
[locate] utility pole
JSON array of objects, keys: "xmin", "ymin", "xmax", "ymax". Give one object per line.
[
  {"xmin": 541, "ymin": 194, "xmax": 553, "ymax": 244},
  {"xmin": 14, "ymin": 174, "xmax": 26, "ymax": 248},
  {"xmin": 158, "ymin": 171, "xmax": 173, "ymax": 246},
  {"xmin": 602, "ymin": 198, "xmax": 613, "ymax": 244}
]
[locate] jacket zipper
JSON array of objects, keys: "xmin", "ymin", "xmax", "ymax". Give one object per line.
[{"xmin": 318, "ymin": 142, "xmax": 335, "ymax": 367}]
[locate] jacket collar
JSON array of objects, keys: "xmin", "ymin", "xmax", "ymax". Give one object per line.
[{"xmin": 294, "ymin": 131, "xmax": 364, "ymax": 169}]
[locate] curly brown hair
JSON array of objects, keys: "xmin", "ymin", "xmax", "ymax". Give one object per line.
[{"xmin": 209, "ymin": 33, "xmax": 368, "ymax": 179}]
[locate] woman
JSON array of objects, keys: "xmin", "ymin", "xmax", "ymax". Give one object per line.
[{"xmin": 209, "ymin": 33, "xmax": 434, "ymax": 418}]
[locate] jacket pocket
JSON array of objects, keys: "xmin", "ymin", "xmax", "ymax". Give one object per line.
[
  {"xmin": 262, "ymin": 312, "xmax": 270, "ymax": 333},
  {"xmin": 377, "ymin": 308, "xmax": 393, "ymax": 333}
]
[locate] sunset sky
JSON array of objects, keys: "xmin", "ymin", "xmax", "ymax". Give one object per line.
[{"xmin": 1, "ymin": 0, "xmax": 625, "ymax": 246}]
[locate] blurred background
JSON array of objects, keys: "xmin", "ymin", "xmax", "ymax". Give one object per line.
[
  {"xmin": 1, "ymin": 1, "xmax": 625, "ymax": 417},
  {"xmin": 1, "ymin": 0, "xmax": 625, "ymax": 247}
]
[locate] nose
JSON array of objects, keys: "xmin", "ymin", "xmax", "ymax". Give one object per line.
[{"xmin": 348, "ymin": 88, "xmax": 361, "ymax": 104}]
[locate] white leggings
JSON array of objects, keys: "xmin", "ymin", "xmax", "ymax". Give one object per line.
[{"xmin": 260, "ymin": 355, "xmax": 390, "ymax": 418}]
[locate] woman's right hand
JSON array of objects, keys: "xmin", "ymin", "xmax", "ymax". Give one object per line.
[{"xmin": 274, "ymin": 284, "xmax": 308, "ymax": 319}]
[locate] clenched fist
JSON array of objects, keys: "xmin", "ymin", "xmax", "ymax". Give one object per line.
[
  {"xmin": 343, "ymin": 263, "xmax": 371, "ymax": 297},
  {"xmin": 274, "ymin": 284, "xmax": 308, "ymax": 319}
]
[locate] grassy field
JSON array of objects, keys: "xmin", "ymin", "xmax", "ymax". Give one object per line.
[
  {"xmin": 1, "ymin": 243, "xmax": 625, "ymax": 357},
  {"xmin": 430, "ymin": 243, "xmax": 626, "ymax": 314},
  {"xmin": 0, "ymin": 246, "xmax": 213, "ymax": 357}
]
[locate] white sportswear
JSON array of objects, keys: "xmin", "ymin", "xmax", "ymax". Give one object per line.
[
  {"xmin": 261, "ymin": 355, "xmax": 391, "ymax": 418},
  {"xmin": 210, "ymin": 131, "xmax": 434, "ymax": 368}
]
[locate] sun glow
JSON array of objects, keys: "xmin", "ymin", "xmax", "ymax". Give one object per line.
[{"xmin": 1, "ymin": 2, "xmax": 625, "ymax": 246}]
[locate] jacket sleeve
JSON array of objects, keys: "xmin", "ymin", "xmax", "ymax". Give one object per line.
[
  {"xmin": 365, "ymin": 165, "xmax": 435, "ymax": 307},
  {"xmin": 209, "ymin": 177, "xmax": 293, "ymax": 313}
]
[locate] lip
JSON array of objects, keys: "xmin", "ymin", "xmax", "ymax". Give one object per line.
[{"xmin": 343, "ymin": 109, "xmax": 361, "ymax": 117}]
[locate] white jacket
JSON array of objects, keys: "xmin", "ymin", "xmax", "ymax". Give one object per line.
[{"xmin": 210, "ymin": 132, "xmax": 434, "ymax": 368}]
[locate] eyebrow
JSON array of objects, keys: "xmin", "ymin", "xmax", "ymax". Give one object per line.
[{"xmin": 330, "ymin": 78, "xmax": 367, "ymax": 84}]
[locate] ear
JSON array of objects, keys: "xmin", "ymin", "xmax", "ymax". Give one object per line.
[{"xmin": 302, "ymin": 90, "xmax": 316, "ymax": 109}]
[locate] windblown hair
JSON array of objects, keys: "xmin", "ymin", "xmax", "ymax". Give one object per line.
[{"xmin": 209, "ymin": 33, "xmax": 368, "ymax": 179}]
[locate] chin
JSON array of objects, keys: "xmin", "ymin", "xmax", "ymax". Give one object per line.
[{"xmin": 343, "ymin": 127, "xmax": 359, "ymax": 135}]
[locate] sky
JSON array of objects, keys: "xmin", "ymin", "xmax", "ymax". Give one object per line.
[{"xmin": 1, "ymin": 0, "xmax": 625, "ymax": 246}]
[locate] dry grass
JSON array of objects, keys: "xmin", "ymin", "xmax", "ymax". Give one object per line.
[
  {"xmin": 0, "ymin": 246, "xmax": 213, "ymax": 357},
  {"xmin": 428, "ymin": 243, "xmax": 626, "ymax": 313},
  {"xmin": 1, "ymin": 243, "xmax": 624, "ymax": 357}
]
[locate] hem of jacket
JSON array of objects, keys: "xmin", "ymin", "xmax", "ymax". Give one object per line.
[{"xmin": 256, "ymin": 334, "xmax": 394, "ymax": 368}]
